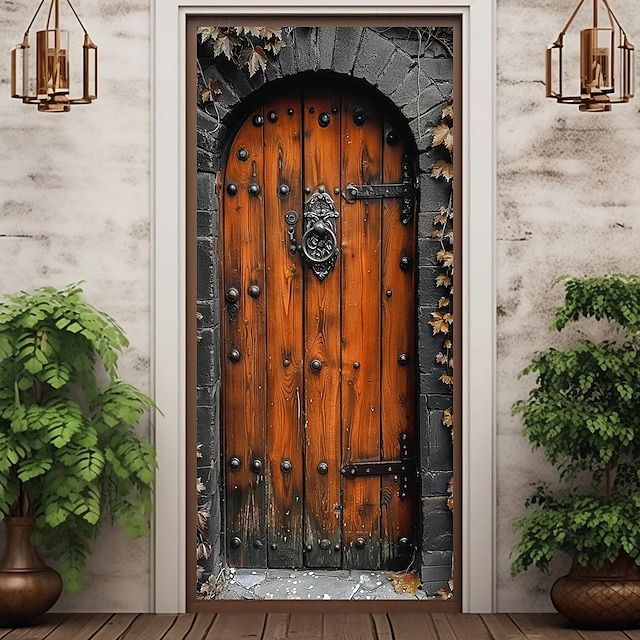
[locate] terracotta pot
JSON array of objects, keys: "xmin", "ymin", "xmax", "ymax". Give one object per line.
[
  {"xmin": 551, "ymin": 553, "xmax": 640, "ymax": 629},
  {"xmin": 0, "ymin": 516, "xmax": 63, "ymax": 626}
]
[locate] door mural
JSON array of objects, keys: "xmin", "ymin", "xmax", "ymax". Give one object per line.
[{"xmin": 221, "ymin": 85, "xmax": 419, "ymax": 571}]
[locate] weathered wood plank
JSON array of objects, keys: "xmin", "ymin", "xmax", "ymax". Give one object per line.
[
  {"xmin": 380, "ymin": 115, "xmax": 418, "ymax": 569},
  {"xmin": 183, "ymin": 614, "xmax": 216, "ymax": 640},
  {"xmin": 223, "ymin": 107, "xmax": 268, "ymax": 566},
  {"xmin": 577, "ymin": 630, "xmax": 629, "ymax": 640},
  {"xmin": 42, "ymin": 613, "xmax": 112, "ymax": 640},
  {"xmin": 1, "ymin": 614, "xmax": 69, "ymax": 640},
  {"xmin": 446, "ymin": 613, "xmax": 493, "ymax": 640},
  {"xmin": 91, "ymin": 613, "xmax": 138, "ymax": 640},
  {"xmin": 508, "ymin": 613, "xmax": 583, "ymax": 640},
  {"xmin": 340, "ymin": 92, "xmax": 383, "ymax": 570},
  {"xmin": 160, "ymin": 613, "xmax": 197, "ymax": 640},
  {"xmin": 431, "ymin": 613, "xmax": 458, "ymax": 640},
  {"xmin": 302, "ymin": 89, "xmax": 343, "ymax": 568},
  {"xmin": 120, "ymin": 614, "xmax": 177, "ymax": 640},
  {"xmin": 481, "ymin": 614, "xmax": 527, "ymax": 640},
  {"xmin": 321, "ymin": 614, "xmax": 376, "ymax": 640},
  {"xmin": 264, "ymin": 94, "xmax": 305, "ymax": 569},
  {"xmin": 371, "ymin": 613, "xmax": 394, "ymax": 640},
  {"xmin": 262, "ymin": 613, "xmax": 289, "ymax": 640},
  {"xmin": 287, "ymin": 613, "xmax": 323, "ymax": 640},
  {"xmin": 204, "ymin": 613, "xmax": 266, "ymax": 640},
  {"xmin": 388, "ymin": 613, "xmax": 438, "ymax": 639}
]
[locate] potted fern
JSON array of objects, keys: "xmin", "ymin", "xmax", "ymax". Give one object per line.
[
  {"xmin": 0, "ymin": 284, "xmax": 156, "ymax": 624},
  {"xmin": 512, "ymin": 274, "xmax": 640, "ymax": 629}
]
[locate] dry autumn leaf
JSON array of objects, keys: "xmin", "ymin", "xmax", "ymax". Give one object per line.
[
  {"xmin": 201, "ymin": 79, "xmax": 222, "ymax": 103},
  {"xmin": 442, "ymin": 409, "xmax": 453, "ymax": 428},
  {"xmin": 443, "ymin": 339, "xmax": 452, "ymax": 349},
  {"xmin": 436, "ymin": 250, "xmax": 454, "ymax": 267},
  {"xmin": 429, "ymin": 312, "xmax": 450, "ymax": 335},
  {"xmin": 431, "ymin": 160, "xmax": 454, "ymax": 182},
  {"xmin": 440, "ymin": 372, "xmax": 454, "ymax": 386},
  {"xmin": 436, "ymin": 273, "xmax": 452, "ymax": 288},
  {"xmin": 442, "ymin": 104, "xmax": 454, "ymax": 120},
  {"xmin": 436, "ymin": 352, "xmax": 448, "ymax": 364},
  {"xmin": 389, "ymin": 572, "xmax": 421, "ymax": 595},
  {"xmin": 438, "ymin": 296, "xmax": 450, "ymax": 308}
]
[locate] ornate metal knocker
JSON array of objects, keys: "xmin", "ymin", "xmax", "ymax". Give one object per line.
[{"xmin": 298, "ymin": 188, "xmax": 340, "ymax": 281}]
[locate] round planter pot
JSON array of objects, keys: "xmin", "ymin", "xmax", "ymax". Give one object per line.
[
  {"xmin": 0, "ymin": 516, "xmax": 63, "ymax": 626},
  {"xmin": 551, "ymin": 553, "xmax": 640, "ymax": 629}
]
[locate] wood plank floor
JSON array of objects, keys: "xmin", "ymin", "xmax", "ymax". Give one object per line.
[{"xmin": 0, "ymin": 614, "xmax": 638, "ymax": 640}]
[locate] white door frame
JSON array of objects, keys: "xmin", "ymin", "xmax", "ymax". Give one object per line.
[{"xmin": 152, "ymin": 0, "xmax": 496, "ymax": 614}]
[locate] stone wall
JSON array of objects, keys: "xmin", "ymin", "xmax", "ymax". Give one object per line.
[{"xmin": 195, "ymin": 26, "xmax": 454, "ymax": 597}]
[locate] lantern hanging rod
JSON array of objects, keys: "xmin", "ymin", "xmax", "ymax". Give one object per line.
[
  {"xmin": 558, "ymin": 0, "xmax": 625, "ymax": 41},
  {"xmin": 24, "ymin": 0, "xmax": 89, "ymax": 37}
]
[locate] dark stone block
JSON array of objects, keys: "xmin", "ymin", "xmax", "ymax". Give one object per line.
[
  {"xmin": 353, "ymin": 29, "xmax": 396, "ymax": 82},
  {"xmin": 418, "ymin": 266, "xmax": 445, "ymax": 308},
  {"xmin": 418, "ymin": 238, "xmax": 443, "ymax": 267},
  {"xmin": 277, "ymin": 43, "xmax": 297, "ymax": 77},
  {"xmin": 422, "ymin": 550, "xmax": 453, "ymax": 566},
  {"xmin": 422, "ymin": 497, "xmax": 453, "ymax": 551},
  {"xmin": 424, "ymin": 57, "xmax": 454, "ymax": 82},
  {"xmin": 421, "ymin": 580, "xmax": 451, "ymax": 597},
  {"xmin": 197, "ymin": 328, "xmax": 214, "ymax": 387},
  {"xmin": 400, "ymin": 83, "xmax": 448, "ymax": 121},
  {"xmin": 214, "ymin": 58, "xmax": 254, "ymax": 98},
  {"xmin": 427, "ymin": 410, "xmax": 453, "ymax": 471},
  {"xmin": 197, "ymin": 210, "xmax": 212, "ymax": 237},
  {"xmin": 427, "ymin": 394, "xmax": 453, "ymax": 410},
  {"xmin": 197, "ymin": 385, "xmax": 215, "ymax": 408},
  {"xmin": 421, "ymin": 471, "xmax": 453, "ymax": 496},
  {"xmin": 197, "ymin": 148, "xmax": 217, "ymax": 174},
  {"xmin": 201, "ymin": 64, "xmax": 241, "ymax": 109},
  {"xmin": 332, "ymin": 27, "xmax": 364, "ymax": 75},
  {"xmin": 197, "ymin": 300, "xmax": 215, "ymax": 328},
  {"xmin": 197, "ymin": 237, "xmax": 215, "ymax": 300},
  {"xmin": 295, "ymin": 27, "xmax": 318, "ymax": 72},
  {"xmin": 317, "ymin": 27, "xmax": 337, "ymax": 70},
  {"xmin": 419, "ymin": 172, "xmax": 452, "ymax": 213},
  {"xmin": 420, "ymin": 563, "xmax": 452, "ymax": 584},
  {"xmin": 265, "ymin": 57, "xmax": 282, "ymax": 82},
  {"xmin": 197, "ymin": 173, "xmax": 217, "ymax": 213},
  {"xmin": 376, "ymin": 48, "xmax": 414, "ymax": 95}
]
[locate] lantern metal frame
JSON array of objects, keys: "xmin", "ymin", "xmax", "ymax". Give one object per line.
[
  {"xmin": 546, "ymin": 0, "xmax": 634, "ymax": 111},
  {"xmin": 10, "ymin": 0, "xmax": 97, "ymax": 112}
]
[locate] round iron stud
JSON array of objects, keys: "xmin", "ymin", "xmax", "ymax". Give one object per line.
[
  {"xmin": 271, "ymin": 542, "xmax": 278, "ymax": 550},
  {"xmin": 354, "ymin": 537, "xmax": 366, "ymax": 549},
  {"xmin": 353, "ymin": 361, "xmax": 360, "ymax": 369},
  {"xmin": 398, "ymin": 353, "xmax": 409, "ymax": 366},
  {"xmin": 249, "ymin": 183, "xmax": 261, "ymax": 197},
  {"xmin": 278, "ymin": 184, "xmax": 290, "ymax": 198},
  {"xmin": 228, "ymin": 348, "xmax": 241, "ymax": 363},
  {"xmin": 318, "ymin": 112, "xmax": 331, "ymax": 127},
  {"xmin": 248, "ymin": 284, "xmax": 260, "ymax": 298},
  {"xmin": 236, "ymin": 147, "xmax": 249, "ymax": 161},
  {"xmin": 399, "ymin": 255, "xmax": 412, "ymax": 271},
  {"xmin": 386, "ymin": 289, "xmax": 393, "ymax": 298},
  {"xmin": 230, "ymin": 537, "xmax": 241, "ymax": 549},
  {"xmin": 386, "ymin": 130, "xmax": 398, "ymax": 146},
  {"xmin": 229, "ymin": 457, "xmax": 241, "ymax": 470},
  {"xmin": 288, "ymin": 108, "xmax": 294, "ymax": 115},
  {"xmin": 228, "ymin": 303, "xmax": 239, "ymax": 316},
  {"xmin": 331, "ymin": 106, "xmax": 338, "ymax": 114},
  {"xmin": 251, "ymin": 459, "xmax": 263, "ymax": 473},
  {"xmin": 309, "ymin": 106, "xmax": 316, "ymax": 113},
  {"xmin": 304, "ymin": 186, "xmax": 311, "ymax": 194},
  {"xmin": 226, "ymin": 183, "xmax": 238, "ymax": 196},
  {"xmin": 280, "ymin": 459, "xmax": 292, "ymax": 473},
  {"xmin": 253, "ymin": 539, "xmax": 264, "ymax": 549},
  {"xmin": 225, "ymin": 287, "xmax": 240, "ymax": 303},
  {"xmin": 283, "ymin": 358, "xmax": 291, "ymax": 368},
  {"xmin": 310, "ymin": 359, "xmax": 322, "ymax": 373},
  {"xmin": 320, "ymin": 539, "xmax": 331, "ymax": 550},
  {"xmin": 267, "ymin": 110, "xmax": 278, "ymax": 123},
  {"xmin": 398, "ymin": 537, "xmax": 411, "ymax": 549},
  {"xmin": 306, "ymin": 544, "xmax": 313, "ymax": 552},
  {"xmin": 253, "ymin": 114, "xmax": 264, "ymax": 127},
  {"xmin": 353, "ymin": 109, "xmax": 367, "ymax": 126},
  {"xmin": 317, "ymin": 462, "xmax": 329, "ymax": 475},
  {"xmin": 333, "ymin": 187, "xmax": 340, "ymax": 195},
  {"xmin": 317, "ymin": 185, "xmax": 325, "ymax": 193}
]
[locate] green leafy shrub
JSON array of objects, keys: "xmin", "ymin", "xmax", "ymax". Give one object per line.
[
  {"xmin": 0, "ymin": 284, "xmax": 156, "ymax": 592},
  {"xmin": 512, "ymin": 275, "xmax": 640, "ymax": 576}
]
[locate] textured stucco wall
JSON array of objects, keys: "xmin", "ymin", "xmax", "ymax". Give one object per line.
[
  {"xmin": 496, "ymin": 0, "xmax": 640, "ymax": 612},
  {"xmin": 0, "ymin": 0, "xmax": 151, "ymax": 612}
]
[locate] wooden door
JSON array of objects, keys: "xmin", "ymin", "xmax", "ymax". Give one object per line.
[{"xmin": 221, "ymin": 83, "xmax": 418, "ymax": 571}]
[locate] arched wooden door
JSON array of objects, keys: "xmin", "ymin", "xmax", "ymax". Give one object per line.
[{"xmin": 220, "ymin": 83, "xmax": 418, "ymax": 571}]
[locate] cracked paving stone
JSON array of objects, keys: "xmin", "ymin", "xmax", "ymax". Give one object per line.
[
  {"xmin": 233, "ymin": 570, "xmax": 266, "ymax": 589},
  {"xmin": 253, "ymin": 573, "xmax": 361, "ymax": 600}
]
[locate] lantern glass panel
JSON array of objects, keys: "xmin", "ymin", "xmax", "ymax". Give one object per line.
[
  {"xmin": 36, "ymin": 29, "xmax": 70, "ymax": 98},
  {"xmin": 546, "ymin": 45, "xmax": 562, "ymax": 97},
  {"xmin": 83, "ymin": 42, "xmax": 97, "ymax": 100},
  {"xmin": 580, "ymin": 28, "xmax": 614, "ymax": 95},
  {"xmin": 10, "ymin": 44, "xmax": 26, "ymax": 98}
]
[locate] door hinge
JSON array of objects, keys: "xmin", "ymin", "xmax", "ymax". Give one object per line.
[{"xmin": 342, "ymin": 156, "xmax": 417, "ymax": 225}]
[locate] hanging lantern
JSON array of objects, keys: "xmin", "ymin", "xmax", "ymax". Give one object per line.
[
  {"xmin": 546, "ymin": 0, "xmax": 634, "ymax": 112},
  {"xmin": 10, "ymin": 0, "xmax": 97, "ymax": 113}
]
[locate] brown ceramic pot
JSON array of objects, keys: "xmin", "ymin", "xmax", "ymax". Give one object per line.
[
  {"xmin": 0, "ymin": 516, "xmax": 63, "ymax": 626},
  {"xmin": 551, "ymin": 553, "xmax": 640, "ymax": 629}
]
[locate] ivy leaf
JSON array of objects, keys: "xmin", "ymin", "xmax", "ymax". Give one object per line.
[
  {"xmin": 213, "ymin": 34, "xmax": 238, "ymax": 60},
  {"xmin": 436, "ymin": 273, "xmax": 452, "ymax": 288},
  {"xmin": 242, "ymin": 46, "xmax": 268, "ymax": 77},
  {"xmin": 436, "ymin": 250, "xmax": 454, "ymax": 268},
  {"xmin": 431, "ymin": 160, "xmax": 454, "ymax": 182},
  {"xmin": 198, "ymin": 27, "xmax": 220, "ymax": 44},
  {"xmin": 442, "ymin": 104, "xmax": 454, "ymax": 121},
  {"xmin": 431, "ymin": 123, "xmax": 454, "ymax": 152},
  {"xmin": 201, "ymin": 79, "xmax": 222, "ymax": 104}
]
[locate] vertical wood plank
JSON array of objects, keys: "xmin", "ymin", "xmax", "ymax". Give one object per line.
[
  {"xmin": 380, "ymin": 117, "xmax": 418, "ymax": 569},
  {"xmin": 321, "ymin": 614, "xmax": 377, "ymax": 640},
  {"xmin": 388, "ymin": 614, "xmax": 438, "ymax": 640},
  {"xmin": 340, "ymin": 92, "xmax": 383, "ymax": 569},
  {"xmin": 223, "ymin": 107, "xmax": 268, "ymax": 566},
  {"xmin": 264, "ymin": 94, "xmax": 305, "ymax": 568},
  {"xmin": 288, "ymin": 614, "xmax": 323, "ymax": 640},
  {"xmin": 302, "ymin": 89, "xmax": 343, "ymax": 567},
  {"xmin": 204, "ymin": 613, "xmax": 266, "ymax": 640}
]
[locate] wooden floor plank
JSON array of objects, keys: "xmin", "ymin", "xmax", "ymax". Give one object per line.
[
  {"xmin": 40, "ymin": 613, "xmax": 111, "ymax": 640},
  {"xmin": 447, "ymin": 614, "xmax": 493, "ymax": 640},
  {"xmin": 625, "ymin": 629, "xmax": 640, "ymax": 640},
  {"xmin": 578, "ymin": 631, "xmax": 629, "ymax": 640},
  {"xmin": 90, "ymin": 614, "xmax": 138, "ymax": 640},
  {"xmin": 509, "ymin": 614, "xmax": 583, "ymax": 640},
  {"xmin": 161, "ymin": 614, "xmax": 197, "ymax": 640},
  {"xmin": 205, "ymin": 613, "xmax": 265, "ymax": 640},
  {"xmin": 262, "ymin": 614, "xmax": 289, "ymax": 640},
  {"xmin": 287, "ymin": 614, "xmax": 322, "ymax": 640},
  {"xmin": 432, "ymin": 613, "xmax": 458, "ymax": 640},
  {"xmin": 183, "ymin": 614, "xmax": 216, "ymax": 640},
  {"xmin": 321, "ymin": 614, "xmax": 375, "ymax": 640},
  {"xmin": 2, "ymin": 614, "xmax": 69, "ymax": 640},
  {"xmin": 482, "ymin": 614, "xmax": 527, "ymax": 640},
  {"xmin": 388, "ymin": 613, "xmax": 438, "ymax": 639},
  {"xmin": 120, "ymin": 614, "xmax": 177, "ymax": 640},
  {"xmin": 371, "ymin": 614, "xmax": 393, "ymax": 640}
]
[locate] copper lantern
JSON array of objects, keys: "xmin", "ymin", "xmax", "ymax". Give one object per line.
[
  {"xmin": 546, "ymin": 0, "xmax": 634, "ymax": 111},
  {"xmin": 10, "ymin": 0, "xmax": 97, "ymax": 112}
]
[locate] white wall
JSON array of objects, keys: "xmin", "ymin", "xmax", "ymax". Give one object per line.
[
  {"xmin": 0, "ymin": 0, "xmax": 151, "ymax": 612},
  {"xmin": 1, "ymin": 0, "xmax": 639, "ymax": 612}
]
